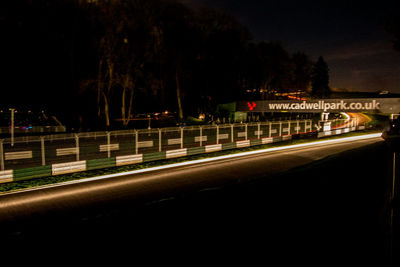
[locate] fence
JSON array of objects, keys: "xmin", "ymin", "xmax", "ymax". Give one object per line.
[
  {"xmin": 0, "ymin": 126, "xmax": 66, "ymax": 135},
  {"xmin": 0, "ymin": 118, "xmax": 362, "ymax": 183}
]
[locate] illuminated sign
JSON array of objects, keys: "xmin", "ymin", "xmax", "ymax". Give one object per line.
[
  {"xmin": 237, "ymin": 98, "xmax": 400, "ymax": 113},
  {"xmin": 247, "ymin": 102, "xmax": 256, "ymax": 111}
]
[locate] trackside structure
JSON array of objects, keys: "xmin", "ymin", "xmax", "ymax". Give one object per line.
[{"xmin": 0, "ymin": 118, "xmax": 364, "ymax": 183}]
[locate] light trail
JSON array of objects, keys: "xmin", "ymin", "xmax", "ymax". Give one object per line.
[
  {"xmin": 2, "ymin": 132, "xmax": 381, "ymax": 196},
  {"xmin": 340, "ymin": 112, "xmax": 351, "ymax": 122}
]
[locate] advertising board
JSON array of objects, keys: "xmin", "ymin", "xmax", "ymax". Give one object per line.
[{"xmin": 237, "ymin": 98, "xmax": 400, "ymax": 113}]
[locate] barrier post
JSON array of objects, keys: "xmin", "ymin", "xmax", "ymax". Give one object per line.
[
  {"xmin": 0, "ymin": 139, "xmax": 4, "ymax": 171},
  {"xmin": 41, "ymin": 136, "xmax": 46, "ymax": 166},
  {"xmin": 159, "ymin": 129, "xmax": 162, "ymax": 152},
  {"xmin": 269, "ymin": 122, "xmax": 272, "ymax": 137},
  {"xmin": 75, "ymin": 134, "xmax": 80, "ymax": 161},
  {"xmin": 107, "ymin": 131, "xmax": 111, "ymax": 158},
  {"xmin": 180, "ymin": 127, "xmax": 184, "ymax": 149},
  {"xmin": 135, "ymin": 130, "xmax": 138, "ymax": 154},
  {"xmin": 231, "ymin": 124, "xmax": 234, "ymax": 142},
  {"xmin": 216, "ymin": 125, "xmax": 219, "ymax": 144},
  {"xmin": 200, "ymin": 126, "xmax": 203, "ymax": 147},
  {"xmin": 10, "ymin": 108, "xmax": 15, "ymax": 147}
]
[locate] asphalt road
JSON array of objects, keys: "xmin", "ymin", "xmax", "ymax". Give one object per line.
[{"xmin": 0, "ymin": 134, "xmax": 393, "ymax": 265}]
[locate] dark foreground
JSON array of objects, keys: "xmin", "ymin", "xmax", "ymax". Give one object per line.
[{"xmin": 2, "ymin": 141, "xmax": 398, "ymax": 266}]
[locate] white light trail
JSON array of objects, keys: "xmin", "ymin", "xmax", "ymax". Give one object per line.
[{"xmin": 340, "ymin": 112, "xmax": 351, "ymax": 122}]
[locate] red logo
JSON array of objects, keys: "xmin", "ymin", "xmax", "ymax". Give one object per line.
[{"xmin": 247, "ymin": 102, "xmax": 256, "ymax": 111}]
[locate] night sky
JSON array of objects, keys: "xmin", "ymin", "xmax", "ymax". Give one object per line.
[{"xmin": 184, "ymin": 0, "xmax": 400, "ymax": 93}]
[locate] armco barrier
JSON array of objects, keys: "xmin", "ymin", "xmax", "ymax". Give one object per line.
[{"xmin": 0, "ymin": 119, "xmax": 363, "ymax": 183}]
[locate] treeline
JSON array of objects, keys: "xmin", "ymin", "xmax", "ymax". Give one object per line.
[{"xmin": 2, "ymin": 0, "xmax": 328, "ymax": 130}]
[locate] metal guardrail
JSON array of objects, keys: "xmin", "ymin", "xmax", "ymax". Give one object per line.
[{"xmin": 0, "ymin": 119, "xmax": 359, "ymax": 183}]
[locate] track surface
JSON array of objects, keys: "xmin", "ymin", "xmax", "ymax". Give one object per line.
[
  {"xmin": 0, "ymin": 135, "xmax": 381, "ymax": 221},
  {"xmin": 0, "ymin": 134, "xmax": 392, "ymax": 266}
]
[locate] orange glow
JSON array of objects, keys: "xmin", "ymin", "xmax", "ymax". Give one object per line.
[{"xmin": 287, "ymin": 95, "xmax": 308, "ymax": 101}]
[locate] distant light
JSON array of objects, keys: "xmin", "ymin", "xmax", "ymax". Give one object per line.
[{"xmin": 287, "ymin": 95, "xmax": 307, "ymax": 101}]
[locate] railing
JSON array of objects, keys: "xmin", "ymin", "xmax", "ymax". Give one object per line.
[{"xmin": 0, "ymin": 118, "xmax": 361, "ymax": 183}]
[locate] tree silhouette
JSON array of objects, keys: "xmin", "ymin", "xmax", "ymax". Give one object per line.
[
  {"xmin": 2, "ymin": 0, "xmax": 317, "ymax": 129},
  {"xmin": 291, "ymin": 52, "xmax": 313, "ymax": 92},
  {"xmin": 311, "ymin": 56, "xmax": 331, "ymax": 98},
  {"xmin": 195, "ymin": 7, "xmax": 251, "ymax": 110}
]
